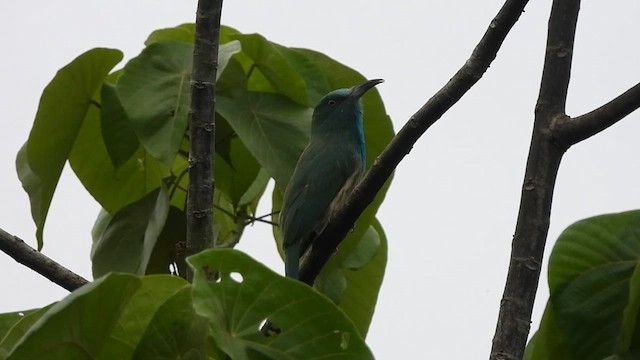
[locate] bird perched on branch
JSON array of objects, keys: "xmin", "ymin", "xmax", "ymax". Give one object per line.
[{"xmin": 280, "ymin": 79, "xmax": 384, "ymax": 279}]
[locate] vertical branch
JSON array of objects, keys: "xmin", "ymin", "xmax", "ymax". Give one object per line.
[
  {"xmin": 185, "ymin": 0, "xmax": 224, "ymax": 282},
  {"xmin": 490, "ymin": 0, "xmax": 581, "ymax": 358}
]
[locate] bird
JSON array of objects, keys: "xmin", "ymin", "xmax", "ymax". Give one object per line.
[{"xmin": 280, "ymin": 78, "xmax": 384, "ymax": 279}]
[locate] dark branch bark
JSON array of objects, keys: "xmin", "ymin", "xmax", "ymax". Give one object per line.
[
  {"xmin": 299, "ymin": 0, "xmax": 531, "ymax": 284},
  {"xmin": 0, "ymin": 228, "xmax": 88, "ymax": 292},
  {"xmin": 185, "ymin": 0, "xmax": 223, "ymax": 282},
  {"xmin": 490, "ymin": 0, "xmax": 578, "ymax": 358},
  {"xmin": 554, "ymin": 82, "xmax": 640, "ymax": 145}
]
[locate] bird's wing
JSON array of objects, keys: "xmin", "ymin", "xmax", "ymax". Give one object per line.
[{"xmin": 280, "ymin": 141, "xmax": 360, "ymax": 250}]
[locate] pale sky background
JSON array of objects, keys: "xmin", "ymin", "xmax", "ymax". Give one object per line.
[{"xmin": 1, "ymin": 1, "xmax": 639, "ymax": 358}]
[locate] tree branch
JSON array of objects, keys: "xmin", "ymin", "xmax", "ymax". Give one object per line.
[
  {"xmin": 490, "ymin": 0, "xmax": 581, "ymax": 359},
  {"xmin": 554, "ymin": 82, "xmax": 640, "ymax": 145},
  {"xmin": 299, "ymin": 0, "xmax": 531, "ymax": 284},
  {"xmin": 185, "ymin": 0, "xmax": 223, "ymax": 282},
  {"xmin": 0, "ymin": 227, "xmax": 88, "ymax": 292}
]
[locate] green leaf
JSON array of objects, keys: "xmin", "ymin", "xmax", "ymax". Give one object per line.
[
  {"xmin": 231, "ymin": 34, "xmax": 310, "ymax": 106},
  {"xmin": 145, "ymin": 23, "xmax": 195, "ymax": 45},
  {"xmin": 92, "ymin": 187, "xmax": 170, "ymax": 278},
  {"xmin": 116, "ymin": 41, "xmax": 193, "ymax": 166},
  {"xmin": 101, "ymin": 82, "xmax": 139, "ymax": 169},
  {"xmin": 525, "ymin": 302, "xmax": 575, "ymax": 360},
  {"xmin": 342, "ymin": 223, "xmax": 382, "ymax": 271},
  {"xmin": 217, "ymin": 91, "xmax": 311, "ymax": 188},
  {"xmin": 619, "ymin": 262, "xmax": 640, "ymax": 353},
  {"xmin": 338, "ymin": 219, "xmax": 387, "ymax": 336},
  {"xmin": 145, "ymin": 24, "xmax": 241, "ymax": 47},
  {"xmin": 116, "ymin": 40, "xmax": 241, "ymax": 166},
  {"xmin": 545, "ymin": 210, "xmax": 640, "ymax": 359},
  {"xmin": 7, "ymin": 274, "xmax": 140, "ymax": 359},
  {"xmin": 112, "ymin": 276, "xmax": 190, "ymax": 358},
  {"xmin": 0, "ymin": 310, "xmax": 37, "ymax": 343},
  {"xmin": 0, "ymin": 308, "xmax": 49, "ymax": 358},
  {"xmin": 16, "ymin": 48, "xmax": 123, "ymax": 248},
  {"xmin": 215, "ymin": 136, "xmax": 262, "ymax": 208},
  {"xmin": 188, "ymin": 249, "xmax": 373, "ymax": 360},
  {"xmin": 5, "ymin": 275, "xmax": 188, "ymax": 360},
  {"xmin": 69, "ymin": 80, "xmax": 167, "ymax": 215},
  {"xmin": 132, "ymin": 287, "xmax": 208, "ymax": 360}
]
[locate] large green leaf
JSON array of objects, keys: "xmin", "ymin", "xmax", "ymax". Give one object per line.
[
  {"xmin": 215, "ymin": 136, "xmax": 262, "ymax": 208},
  {"xmin": 16, "ymin": 48, "xmax": 122, "ymax": 248},
  {"xmin": 7, "ymin": 274, "xmax": 140, "ymax": 359},
  {"xmin": 5, "ymin": 274, "xmax": 188, "ymax": 360},
  {"xmin": 92, "ymin": 187, "xmax": 170, "ymax": 278},
  {"xmin": 524, "ymin": 302, "xmax": 575, "ymax": 360},
  {"xmin": 116, "ymin": 41, "xmax": 193, "ymax": 165},
  {"xmin": 529, "ymin": 211, "xmax": 640, "ymax": 359},
  {"xmin": 0, "ymin": 307, "xmax": 51, "ymax": 358},
  {"xmin": 116, "ymin": 40, "xmax": 241, "ymax": 166},
  {"xmin": 337, "ymin": 219, "xmax": 387, "ymax": 336},
  {"xmin": 111, "ymin": 276, "xmax": 190, "ymax": 358},
  {"xmin": 100, "ymin": 81, "xmax": 139, "ymax": 169},
  {"xmin": 230, "ymin": 34, "xmax": 310, "ymax": 106},
  {"xmin": 188, "ymin": 249, "xmax": 373, "ymax": 360},
  {"xmin": 217, "ymin": 91, "xmax": 311, "ymax": 188},
  {"xmin": 145, "ymin": 23, "xmax": 241, "ymax": 48},
  {"xmin": 69, "ymin": 81, "xmax": 167, "ymax": 215},
  {"xmin": 132, "ymin": 287, "xmax": 208, "ymax": 359},
  {"xmin": 0, "ymin": 310, "xmax": 38, "ymax": 343}
]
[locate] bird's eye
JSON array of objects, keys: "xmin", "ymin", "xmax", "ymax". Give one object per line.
[{"xmin": 328, "ymin": 99, "xmax": 337, "ymax": 106}]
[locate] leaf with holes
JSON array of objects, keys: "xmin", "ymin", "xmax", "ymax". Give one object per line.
[{"xmin": 188, "ymin": 249, "xmax": 373, "ymax": 360}]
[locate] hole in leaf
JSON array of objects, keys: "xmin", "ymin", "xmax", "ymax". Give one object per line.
[
  {"xmin": 230, "ymin": 272, "xmax": 243, "ymax": 283},
  {"xmin": 259, "ymin": 319, "xmax": 281, "ymax": 337}
]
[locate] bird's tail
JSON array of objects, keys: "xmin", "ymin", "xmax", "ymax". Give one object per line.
[{"xmin": 285, "ymin": 242, "xmax": 300, "ymax": 279}]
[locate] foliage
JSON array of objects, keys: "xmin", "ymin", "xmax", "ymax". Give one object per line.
[
  {"xmin": 7, "ymin": 23, "xmax": 394, "ymax": 358},
  {"xmin": 1, "ymin": 251, "xmax": 373, "ymax": 359},
  {"xmin": 525, "ymin": 211, "xmax": 640, "ymax": 360}
]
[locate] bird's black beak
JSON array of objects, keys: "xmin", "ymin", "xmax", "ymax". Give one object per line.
[{"xmin": 349, "ymin": 78, "xmax": 384, "ymax": 99}]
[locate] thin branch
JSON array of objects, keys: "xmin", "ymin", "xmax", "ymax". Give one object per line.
[
  {"xmin": 490, "ymin": 0, "xmax": 581, "ymax": 359},
  {"xmin": 299, "ymin": 0, "xmax": 531, "ymax": 284},
  {"xmin": 554, "ymin": 82, "xmax": 640, "ymax": 145},
  {"xmin": 0, "ymin": 228, "xmax": 88, "ymax": 292},
  {"xmin": 184, "ymin": 0, "xmax": 224, "ymax": 282}
]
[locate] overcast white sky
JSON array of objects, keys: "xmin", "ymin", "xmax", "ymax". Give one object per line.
[{"xmin": 1, "ymin": 1, "xmax": 639, "ymax": 358}]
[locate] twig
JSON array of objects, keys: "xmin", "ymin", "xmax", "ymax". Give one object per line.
[
  {"xmin": 298, "ymin": 0, "xmax": 531, "ymax": 284},
  {"xmin": 184, "ymin": 0, "xmax": 224, "ymax": 282},
  {"xmin": 0, "ymin": 227, "xmax": 88, "ymax": 292},
  {"xmin": 554, "ymin": 82, "xmax": 640, "ymax": 145}
]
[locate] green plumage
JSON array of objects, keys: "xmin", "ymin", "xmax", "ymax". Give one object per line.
[{"xmin": 280, "ymin": 79, "xmax": 383, "ymax": 279}]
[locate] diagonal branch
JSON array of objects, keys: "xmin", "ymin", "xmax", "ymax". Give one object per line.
[
  {"xmin": 554, "ymin": 82, "xmax": 640, "ymax": 145},
  {"xmin": 0, "ymin": 227, "xmax": 88, "ymax": 292},
  {"xmin": 299, "ymin": 0, "xmax": 531, "ymax": 284},
  {"xmin": 184, "ymin": 0, "xmax": 224, "ymax": 282}
]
